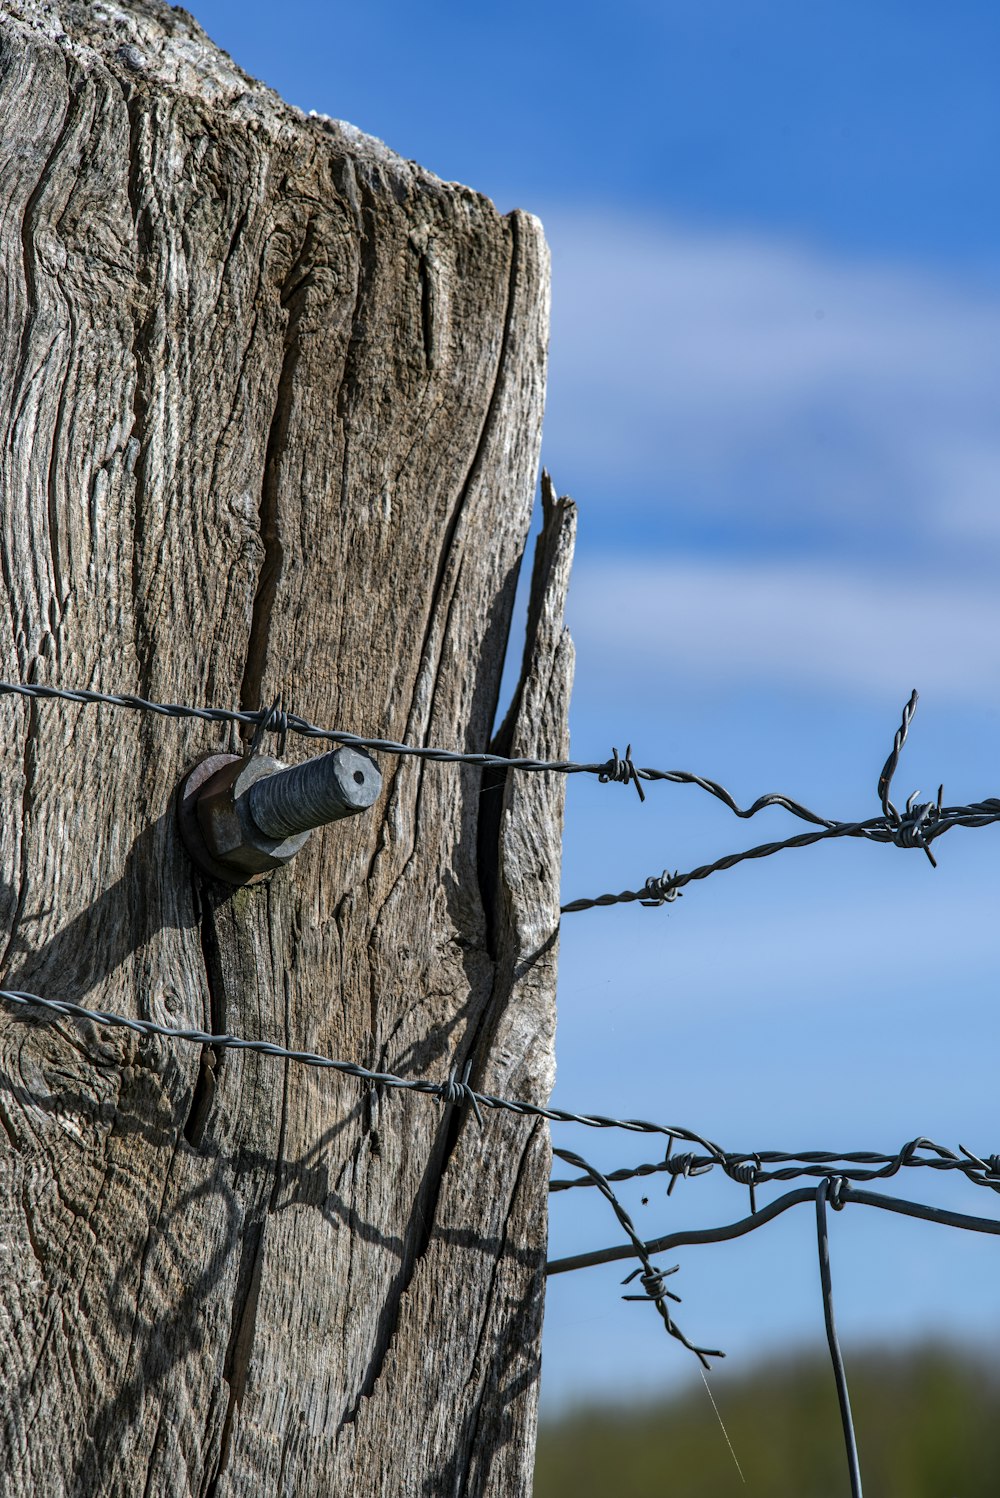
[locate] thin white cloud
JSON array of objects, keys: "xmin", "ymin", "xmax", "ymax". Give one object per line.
[
  {"xmin": 543, "ymin": 210, "xmax": 1000, "ymax": 552},
  {"xmin": 568, "ymin": 556, "xmax": 1000, "ymax": 700}
]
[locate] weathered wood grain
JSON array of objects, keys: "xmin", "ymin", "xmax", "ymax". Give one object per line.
[{"xmin": 0, "ymin": 4, "xmax": 574, "ymax": 1493}]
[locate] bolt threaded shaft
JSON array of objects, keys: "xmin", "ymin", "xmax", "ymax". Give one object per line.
[{"xmin": 247, "ymin": 746, "xmax": 381, "ymax": 841}]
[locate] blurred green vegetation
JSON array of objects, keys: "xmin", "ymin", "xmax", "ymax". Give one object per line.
[{"xmin": 534, "ymin": 1343, "xmax": 1000, "ymax": 1497}]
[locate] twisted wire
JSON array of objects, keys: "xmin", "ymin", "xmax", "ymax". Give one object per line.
[
  {"xmin": 0, "ymin": 678, "xmax": 789, "ymax": 795},
  {"xmin": 5, "ymin": 678, "xmax": 999, "ymax": 910},
  {"xmin": 5, "ymin": 987, "xmax": 998, "ymax": 1206},
  {"xmin": 553, "ymin": 1147, "xmax": 724, "ymax": 1368},
  {"xmin": 0, "ymin": 678, "xmax": 969, "ymax": 836},
  {"xmin": 0, "ymin": 987, "xmax": 721, "ymax": 1149},
  {"xmin": 549, "ymin": 1135, "xmax": 1000, "ymax": 1195},
  {"xmin": 561, "ymin": 689, "xmax": 1000, "ymax": 909},
  {"xmin": 560, "ymin": 799, "xmax": 1000, "ymax": 912}
]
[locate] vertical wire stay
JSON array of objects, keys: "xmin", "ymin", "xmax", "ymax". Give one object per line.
[{"xmin": 815, "ymin": 1178, "xmax": 863, "ymax": 1498}]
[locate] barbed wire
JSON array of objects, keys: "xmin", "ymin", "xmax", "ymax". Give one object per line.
[
  {"xmin": 552, "ymin": 1147, "xmax": 724, "ymax": 1369},
  {"xmin": 4, "ymin": 677, "xmax": 997, "ymax": 1493},
  {"xmin": 0, "ymin": 678, "xmax": 813, "ymax": 805},
  {"xmin": 5, "ymin": 986, "xmax": 998, "ymax": 1286},
  {"xmin": 4, "ymin": 678, "xmax": 998, "ymax": 913},
  {"xmin": 0, "ymin": 677, "xmax": 855, "ymax": 824},
  {"xmin": 0, "ymin": 986, "xmax": 720, "ymax": 1150},
  {"xmin": 3, "ymin": 980, "xmax": 996, "ymax": 1496},
  {"xmin": 546, "ymin": 1166, "xmax": 1000, "ymax": 1280},
  {"xmin": 546, "ymin": 1154, "xmax": 1000, "ymax": 1498},
  {"xmin": 564, "ymin": 689, "xmax": 1000, "ymax": 907},
  {"xmin": 559, "ymin": 798, "xmax": 1000, "ymax": 912},
  {"xmin": 7, "ymin": 984, "xmax": 997, "ymax": 1222},
  {"xmin": 550, "ymin": 1134, "xmax": 1000, "ymax": 1208}
]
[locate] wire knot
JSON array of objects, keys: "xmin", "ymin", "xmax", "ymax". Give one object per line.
[
  {"xmin": 825, "ymin": 1175, "xmax": 849, "ymax": 1211},
  {"xmin": 724, "ymin": 1160, "xmax": 755, "ymax": 1186},
  {"xmin": 640, "ymin": 871, "xmax": 683, "ymax": 907},
  {"xmin": 621, "ymin": 1263, "xmax": 681, "ymax": 1306},
  {"xmin": 437, "ymin": 1061, "xmax": 484, "ymax": 1128}
]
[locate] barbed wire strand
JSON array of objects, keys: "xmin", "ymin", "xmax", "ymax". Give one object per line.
[
  {"xmin": 4, "ymin": 982, "xmax": 996, "ymax": 1491},
  {"xmin": 6, "ymin": 985, "xmax": 1000, "ymax": 1216},
  {"xmin": 553, "ymin": 1147, "xmax": 723, "ymax": 1368},
  {"xmin": 0, "ymin": 678, "xmax": 821, "ymax": 809},
  {"xmin": 0, "ymin": 679, "xmax": 926, "ymax": 830},
  {"xmin": 0, "ymin": 987, "xmax": 721, "ymax": 1151},
  {"xmin": 6, "ymin": 993, "xmax": 998, "ymax": 1260},
  {"xmin": 550, "ymin": 1135, "xmax": 1000, "ymax": 1198},
  {"xmin": 5, "ymin": 678, "xmax": 998, "ymax": 913},
  {"xmin": 560, "ymin": 796, "xmax": 1000, "ymax": 912},
  {"xmin": 562, "ymin": 689, "xmax": 1000, "ymax": 908},
  {"xmin": 10, "ymin": 987, "xmax": 997, "ymax": 1217}
]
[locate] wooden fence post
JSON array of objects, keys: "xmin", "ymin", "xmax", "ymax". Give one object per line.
[{"xmin": 0, "ymin": 3, "xmax": 574, "ymax": 1492}]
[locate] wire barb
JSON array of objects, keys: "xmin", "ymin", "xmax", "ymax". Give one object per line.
[
  {"xmin": 437, "ymin": 1060, "xmax": 484, "ymax": 1128},
  {"xmin": 598, "ymin": 744, "xmax": 646, "ymax": 801},
  {"xmin": 640, "ymin": 871, "xmax": 683, "ymax": 907},
  {"xmin": 248, "ymin": 696, "xmax": 289, "ymax": 758},
  {"xmin": 877, "ymin": 690, "xmax": 919, "ymax": 822},
  {"xmin": 621, "ymin": 1263, "xmax": 682, "ymax": 1306},
  {"xmin": 554, "ymin": 1147, "xmax": 724, "ymax": 1368}
]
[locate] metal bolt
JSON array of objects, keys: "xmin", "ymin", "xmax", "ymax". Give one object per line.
[
  {"xmin": 247, "ymin": 746, "xmax": 380, "ymax": 839},
  {"xmin": 178, "ymin": 747, "xmax": 382, "ymax": 884}
]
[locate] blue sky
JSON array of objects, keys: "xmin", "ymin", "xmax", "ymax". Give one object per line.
[{"xmin": 196, "ymin": 1, "xmax": 1000, "ymax": 1420}]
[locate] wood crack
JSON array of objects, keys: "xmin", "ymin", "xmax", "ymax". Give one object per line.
[
  {"xmin": 417, "ymin": 247, "xmax": 436, "ymax": 370},
  {"xmin": 123, "ymin": 93, "xmax": 157, "ymax": 700},
  {"xmin": 20, "ymin": 1181, "xmax": 46, "ymax": 1274},
  {"xmin": 237, "ymin": 222, "xmax": 319, "ymax": 723},
  {"xmin": 472, "ymin": 471, "xmax": 574, "ymax": 1063},
  {"xmin": 0, "ymin": 1094, "xmax": 21, "ymax": 1153},
  {"xmin": 12, "ymin": 64, "xmax": 71, "ymax": 404},
  {"xmin": 204, "ymin": 1217, "xmax": 269, "ymax": 1497},
  {"xmin": 182, "ymin": 878, "xmax": 226, "ymax": 1146}
]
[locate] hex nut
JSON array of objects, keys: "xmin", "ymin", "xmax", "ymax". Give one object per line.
[{"xmin": 196, "ymin": 754, "xmax": 311, "ymax": 875}]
